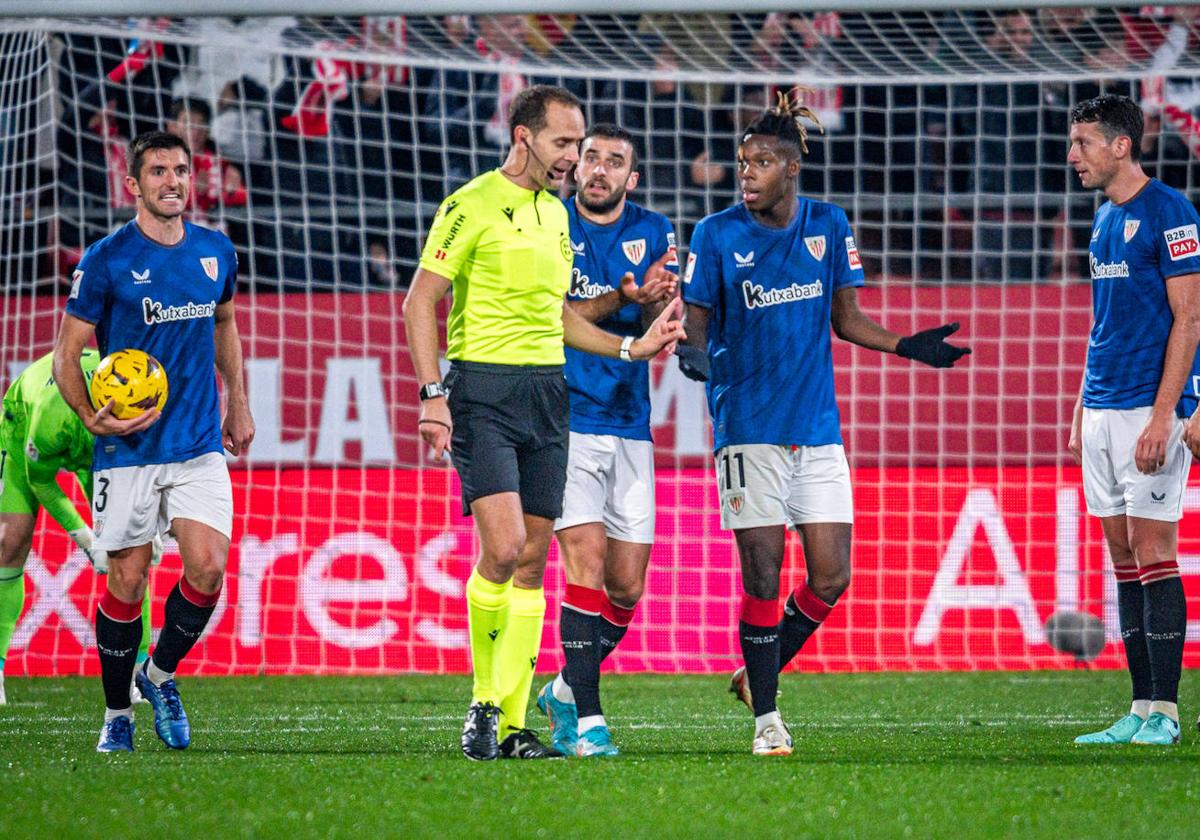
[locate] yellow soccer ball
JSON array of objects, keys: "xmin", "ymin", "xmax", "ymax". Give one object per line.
[{"xmin": 89, "ymin": 348, "xmax": 169, "ymax": 420}]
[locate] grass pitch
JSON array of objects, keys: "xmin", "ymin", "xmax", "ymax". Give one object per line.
[{"xmin": 2, "ymin": 671, "xmax": 1198, "ymax": 839}]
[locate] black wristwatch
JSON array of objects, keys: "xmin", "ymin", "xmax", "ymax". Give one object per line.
[{"xmin": 418, "ymin": 382, "xmax": 447, "ymax": 401}]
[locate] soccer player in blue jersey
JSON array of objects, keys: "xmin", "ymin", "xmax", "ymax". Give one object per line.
[
  {"xmin": 52, "ymin": 131, "xmax": 255, "ymax": 753},
  {"xmin": 678, "ymin": 92, "xmax": 970, "ymax": 755},
  {"xmin": 535, "ymin": 124, "xmax": 678, "ymax": 757},
  {"xmin": 1065, "ymin": 94, "xmax": 1200, "ymax": 747}
]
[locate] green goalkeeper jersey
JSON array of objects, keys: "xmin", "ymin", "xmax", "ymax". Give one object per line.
[{"xmin": 0, "ymin": 350, "xmax": 99, "ymax": 533}]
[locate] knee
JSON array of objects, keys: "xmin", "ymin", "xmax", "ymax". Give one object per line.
[
  {"xmin": 106, "ymin": 557, "xmax": 149, "ymax": 601},
  {"xmin": 185, "ymin": 563, "xmax": 225, "ymax": 596},
  {"xmin": 808, "ymin": 567, "xmax": 851, "ymax": 605},
  {"xmin": 605, "ymin": 575, "xmax": 644, "ymax": 608},
  {"xmin": 512, "ymin": 562, "xmax": 545, "ymax": 590},
  {"xmin": 182, "ymin": 548, "xmax": 227, "ymax": 596}
]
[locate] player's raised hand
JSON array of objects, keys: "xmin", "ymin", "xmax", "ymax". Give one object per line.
[
  {"xmin": 630, "ymin": 296, "xmax": 686, "ymax": 360},
  {"xmin": 619, "ymin": 250, "xmax": 678, "ymax": 305},
  {"xmin": 1135, "ymin": 410, "xmax": 1174, "ymax": 474},
  {"xmin": 419, "ymin": 397, "xmax": 453, "ymax": 460},
  {"xmin": 85, "ymin": 399, "xmax": 160, "ymax": 437},
  {"xmin": 222, "ymin": 402, "xmax": 256, "ymax": 456},
  {"xmin": 896, "ymin": 322, "xmax": 971, "ymax": 368}
]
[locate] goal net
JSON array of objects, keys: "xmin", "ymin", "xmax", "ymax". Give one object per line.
[{"xmin": 3, "ymin": 8, "xmax": 1200, "ymax": 676}]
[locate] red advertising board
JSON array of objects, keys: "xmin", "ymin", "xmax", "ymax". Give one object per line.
[{"xmin": 8, "ymin": 466, "xmax": 1199, "ymax": 676}]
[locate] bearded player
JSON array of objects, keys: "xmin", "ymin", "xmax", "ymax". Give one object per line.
[{"xmin": 536, "ymin": 124, "xmax": 678, "ymax": 757}]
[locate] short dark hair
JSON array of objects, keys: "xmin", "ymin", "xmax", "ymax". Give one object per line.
[
  {"xmin": 741, "ymin": 88, "xmax": 824, "ymax": 157},
  {"xmin": 582, "ymin": 123, "xmax": 639, "ymax": 169},
  {"xmin": 170, "ymin": 96, "xmax": 212, "ymax": 124},
  {"xmin": 507, "ymin": 84, "xmax": 582, "ymax": 143},
  {"xmin": 1070, "ymin": 94, "xmax": 1144, "ymax": 161},
  {"xmin": 127, "ymin": 131, "xmax": 190, "ymax": 178}
]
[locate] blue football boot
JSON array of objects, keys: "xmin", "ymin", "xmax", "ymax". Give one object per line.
[
  {"xmin": 135, "ymin": 661, "xmax": 190, "ymax": 749},
  {"xmin": 575, "ymin": 725, "xmax": 619, "ymax": 757},
  {"xmin": 96, "ymin": 715, "xmax": 135, "ymax": 753},
  {"xmin": 536, "ymin": 677, "xmax": 578, "ymax": 756}
]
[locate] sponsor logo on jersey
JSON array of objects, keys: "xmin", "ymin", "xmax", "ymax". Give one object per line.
[
  {"xmin": 805, "ymin": 235, "xmax": 827, "ymax": 261},
  {"xmin": 501, "ymin": 207, "xmax": 515, "ymax": 223},
  {"xmin": 440, "ymin": 212, "xmax": 466, "ymax": 251},
  {"xmin": 560, "ymin": 236, "xmax": 573, "ymax": 262},
  {"xmin": 622, "ymin": 238, "xmax": 646, "ymax": 264},
  {"xmin": 143, "ymin": 297, "xmax": 217, "ymax": 325},
  {"xmin": 683, "ymin": 252, "xmax": 697, "ymax": 284},
  {"xmin": 434, "ymin": 249, "xmax": 447, "ymax": 261},
  {"xmin": 570, "ymin": 239, "xmax": 585, "ymax": 255},
  {"xmin": 1165, "ymin": 224, "xmax": 1199, "ymax": 261},
  {"xmin": 742, "ymin": 279, "xmax": 824, "ymax": 309},
  {"xmin": 734, "ymin": 250, "xmax": 755, "ymax": 268},
  {"xmin": 1123, "ymin": 219, "xmax": 1140, "ymax": 242},
  {"xmin": 665, "ymin": 232, "xmax": 679, "ymax": 267},
  {"xmin": 1091, "ymin": 227, "xmax": 1101, "ymax": 242},
  {"xmin": 200, "ymin": 257, "xmax": 219, "ymax": 281},
  {"xmin": 69, "ymin": 269, "xmax": 83, "ymax": 299},
  {"xmin": 1089, "ymin": 254, "xmax": 1130, "ymax": 279},
  {"xmin": 845, "ymin": 236, "xmax": 862, "ymax": 271},
  {"xmin": 569, "ymin": 268, "xmax": 610, "ymax": 299},
  {"xmin": 131, "ymin": 268, "xmax": 151, "ymax": 284}
]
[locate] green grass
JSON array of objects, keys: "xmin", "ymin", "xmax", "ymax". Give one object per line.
[{"xmin": 2, "ymin": 671, "xmax": 1198, "ymax": 838}]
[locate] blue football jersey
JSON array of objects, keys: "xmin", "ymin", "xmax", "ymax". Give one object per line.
[
  {"xmin": 66, "ymin": 220, "xmax": 237, "ymax": 469},
  {"xmin": 563, "ymin": 198, "xmax": 677, "ymax": 441},
  {"xmin": 1084, "ymin": 179, "xmax": 1200, "ymax": 416},
  {"xmin": 682, "ymin": 198, "xmax": 865, "ymax": 451}
]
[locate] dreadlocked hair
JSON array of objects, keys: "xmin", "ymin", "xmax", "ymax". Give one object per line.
[{"xmin": 741, "ymin": 87, "xmax": 824, "ymax": 156}]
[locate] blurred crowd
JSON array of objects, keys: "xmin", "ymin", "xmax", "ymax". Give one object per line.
[{"xmin": 36, "ymin": 9, "xmax": 1200, "ymax": 289}]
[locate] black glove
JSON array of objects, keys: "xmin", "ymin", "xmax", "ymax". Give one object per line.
[
  {"xmin": 896, "ymin": 322, "xmax": 971, "ymax": 369},
  {"xmin": 676, "ymin": 344, "xmax": 710, "ymax": 382}
]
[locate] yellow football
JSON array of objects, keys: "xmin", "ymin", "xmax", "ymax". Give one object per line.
[{"xmin": 89, "ymin": 348, "xmax": 169, "ymax": 420}]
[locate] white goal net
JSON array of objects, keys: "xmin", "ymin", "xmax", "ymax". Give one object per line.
[{"xmin": 3, "ymin": 8, "xmax": 1200, "ymax": 676}]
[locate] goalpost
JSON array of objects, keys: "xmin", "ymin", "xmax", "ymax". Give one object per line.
[{"xmin": 2, "ymin": 5, "xmax": 1198, "ymax": 676}]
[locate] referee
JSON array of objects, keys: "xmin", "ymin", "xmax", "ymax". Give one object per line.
[{"xmin": 403, "ymin": 85, "xmax": 684, "ymax": 761}]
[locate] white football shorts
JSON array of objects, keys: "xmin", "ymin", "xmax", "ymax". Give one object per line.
[
  {"xmin": 716, "ymin": 443, "xmax": 854, "ymax": 530},
  {"xmin": 1082, "ymin": 406, "xmax": 1189, "ymax": 522},
  {"xmin": 555, "ymin": 432, "xmax": 655, "ymax": 543},
  {"xmin": 92, "ymin": 451, "xmax": 233, "ymax": 551}
]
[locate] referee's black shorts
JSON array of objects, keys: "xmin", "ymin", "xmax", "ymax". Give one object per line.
[{"xmin": 444, "ymin": 360, "xmax": 569, "ymax": 520}]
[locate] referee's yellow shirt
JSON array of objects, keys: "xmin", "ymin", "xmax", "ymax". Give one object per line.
[{"xmin": 418, "ymin": 169, "xmax": 574, "ymax": 366}]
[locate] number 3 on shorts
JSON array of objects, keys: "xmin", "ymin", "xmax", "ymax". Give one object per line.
[{"xmin": 95, "ymin": 476, "xmax": 110, "ymax": 512}]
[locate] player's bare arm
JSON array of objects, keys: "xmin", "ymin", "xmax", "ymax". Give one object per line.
[
  {"xmin": 214, "ymin": 300, "xmax": 255, "ymax": 456},
  {"xmin": 52, "ymin": 313, "xmax": 158, "ymax": 437},
  {"xmin": 402, "ymin": 267, "xmax": 453, "ymax": 459},
  {"xmin": 567, "ymin": 250, "xmax": 679, "ymax": 324},
  {"xmin": 563, "ymin": 296, "xmax": 685, "ymax": 360},
  {"xmin": 831, "ymin": 287, "xmax": 971, "ymax": 367},
  {"xmin": 1141, "ymin": 271, "xmax": 1200, "ymax": 472}
]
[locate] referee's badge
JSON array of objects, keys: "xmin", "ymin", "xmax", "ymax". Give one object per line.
[
  {"xmin": 622, "ymin": 238, "xmax": 646, "ymax": 264},
  {"xmin": 201, "ymin": 257, "xmax": 220, "ymax": 281},
  {"xmin": 1124, "ymin": 220, "xmax": 1140, "ymax": 242},
  {"xmin": 805, "ymin": 235, "xmax": 827, "ymax": 261}
]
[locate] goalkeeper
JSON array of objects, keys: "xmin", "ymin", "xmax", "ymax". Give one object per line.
[{"xmin": 0, "ymin": 349, "xmax": 157, "ymax": 705}]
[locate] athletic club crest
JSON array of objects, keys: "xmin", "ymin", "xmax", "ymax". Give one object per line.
[
  {"xmin": 1124, "ymin": 220, "xmax": 1140, "ymax": 242},
  {"xmin": 200, "ymin": 257, "xmax": 219, "ymax": 281},
  {"xmin": 728, "ymin": 494, "xmax": 744, "ymax": 514},
  {"xmin": 621, "ymin": 238, "xmax": 646, "ymax": 264},
  {"xmin": 804, "ymin": 235, "xmax": 826, "ymax": 260}
]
